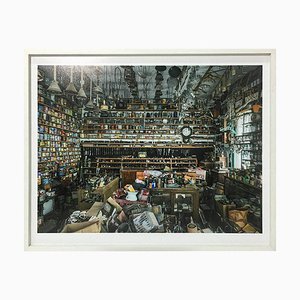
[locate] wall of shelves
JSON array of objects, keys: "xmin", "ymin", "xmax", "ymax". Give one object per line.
[
  {"xmin": 80, "ymin": 102, "xmax": 218, "ymax": 145},
  {"xmin": 219, "ymin": 67, "xmax": 263, "ymax": 170},
  {"xmin": 37, "ymin": 91, "xmax": 81, "ymax": 178},
  {"xmin": 238, "ymin": 112, "xmax": 262, "ymax": 168}
]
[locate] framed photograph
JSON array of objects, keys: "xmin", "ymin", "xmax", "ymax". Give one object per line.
[{"xmin": 25, "ymin": 49, "xmax": 276, "ymax": 250}]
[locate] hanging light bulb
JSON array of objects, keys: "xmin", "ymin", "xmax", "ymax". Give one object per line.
[
  {"xmin": 85, "ymin": 78, "xmax": 95, "ymax": 110},
  {"xmin": 65, "ymin": 66, "xmax": 78, "ymax": 94},
  {"xmin": 77, "ymin": 67, "xmax": 87, "ymax": 99},
  {"xmin": 47, "ymin": 66, "xmax": 62, "ymax": 94}
]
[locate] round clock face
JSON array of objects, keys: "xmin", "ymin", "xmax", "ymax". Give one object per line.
[{"xmin": 181, "ymin": 126, "xmax": 192, "ymax": 137}]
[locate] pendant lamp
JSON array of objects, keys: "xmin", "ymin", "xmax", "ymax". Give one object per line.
[
  {"xmin": 47, "ymin": 65, "xmax": 62, "ymax": 94},
  {"xmin": 85, "ymin": 78, "xmax": 95, "ymax": 109},
  {"xmin": 77, "ymin": 67, "xmax": 87, "ymax": 99},
  {"xmin": 93, "ymin": 75, "xmax": 103, "ymax": 94},
  {"xmin": 94, "ymin": 94, "xmax": 100, "ymax": 113},
  {"xmin": 65, "ymin": 66, "xmax": 78, "ymax": 94}
]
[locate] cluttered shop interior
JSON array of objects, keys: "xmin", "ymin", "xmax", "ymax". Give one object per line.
[{"xmin": 37, "ymin": 64, "xmax": 263, "ymax": 234}]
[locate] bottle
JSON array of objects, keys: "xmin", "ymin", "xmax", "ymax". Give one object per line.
[
  {"xmin": 144, "ymin": 176, "xmax": 149, "ymax": 187},
  {"xmin": 152, "ymin": 179, "xmax": 156, "ymax": 188},
  {"xmin": 148, "ymin": 178, "xmax": 152, "ymax": 189},
  {"xmin": 158, "ymin": 178, "xmax": 161, "ymax": 188}
]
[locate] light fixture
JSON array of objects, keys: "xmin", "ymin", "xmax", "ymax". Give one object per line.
[
  {"xmin": 94, "ymin": 94, "xmax": 100, "ymax": 113},
  {"xmin": 77, "ymin": 67, "xmax": 87, "ymax": 99},
  {"xmin": 47, "ymin": 65, "xmax": 62, "ymax": 94},
  {"xmin": 85, "ymin": 77, "xmax": 95, "ymax": 110},
  {"xmin": 94, "ymin": 85, "xmax": 103, "ymax": 94},
  {"xmin": 93, "ymin": 75, "xmax": 103, "ymax": 94},
  {"xmin": 231, "ymin": 66, "xmax": 236, "ymax": 76},
  {"xmin": 65, "ymin": 66, "xmax": 78, "ymax": 94}
]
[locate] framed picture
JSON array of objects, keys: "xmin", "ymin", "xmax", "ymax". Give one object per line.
[{"xmin": 25, "ymin": 49, "xmax": 276, "ymax": 250}]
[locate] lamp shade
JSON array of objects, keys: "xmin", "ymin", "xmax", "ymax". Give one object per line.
[
  {"xmin": 77, "ymin": 87, "xmax": 87, "ymax": 99},
  {"xmin": 65, "ymin": 67, "xmax": 77, "ymax": 94},
  {"xmin": 85, "ymin": 76, "xmax": 95, "ymax": 110},
  {"xmin": 47, "ymin": 80, "xmax": 62, "ymax": 94},
  {"xmin": 85, "ymin": 99, "xmax": 95, "ymax": 109},
  {"xmin": 47, "ymin": 65, "xmax": 62, "ymax": 94},
  {"xmin": 65, "ymin": 82, "xmax": 78, "ymax": 94},
  {"xmin": 93, "ymin": 85, "xmax": 103, "ymax": 94}
]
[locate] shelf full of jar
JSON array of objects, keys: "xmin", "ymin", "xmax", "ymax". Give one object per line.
[
  {"xmin": 38, "ymin": 154, "xmax": 81, "ymax": 163},
  {"xmin": 81, "ymin": 142, "xmax": 215, "ymax": 149},
  {"xmin": 39, "ymin": 119, "xmax": 80, "ymax": 133},
  {"xmin": 83, "ymin": 158, "xmax": 198, "ymax": 164},
  {"xmin": 38, "ymin": 132, "xmax": 79, "ymax": 143},
  {"xmin": 38, "ymin": 161, "xmax": 80, "ymax": 173},
  {"xmin": 82, "ymin": 157, "xmax": 197, "ymax": 172},
  {"xmin": 38, "ymin": 159, "xmax": 80, "ymax": 166},
  {"xmin": 38, "ymin": 151, "xmax": 81, "ymax": 158},
  {"xmin": 83, "ymin": 108, "xmax": 212, "ymax": 117},
  {"xmin": 38, "ymin": 126, "xmax": 80, "ymax": 136},
  {"xmin": 82, "ymin": 165, "xmax": 197, "ymax": 174},
  {"xmin": 83, "ymin": 116, "xmax": 215, "ymax": 125},
  {"xmin": 241, "ymin": 154, "xmax": 262, "ymax": 162},
  {"xmin": 235, "ymin": 131, "xmax": 262, "ymax": 137},
  {"xmin": 37, "ymin": 148, "xmax": 80, "ymax": 154},
  {"xmin": 80, "ymin": 129, "xmax": 217, "ymax": 136},
  {"xmin": 39, "ymin": 140, "xmax": 79, "ymax": 148},
  {"xmin": 38, "ymin": 94, "xmax": 79, "ymax": 118},
  {"xmin": 80, "ymin": 134, "xmax": 215, "ymax": 143},
  {"xmin": 38, "ymin": 143, "xmax": 80, "ymax": 156},
  {"xmin": 234, "ymin": 133, "xmax": 262, "ymax": 143},
  {"xmin": 38, "ymin": 110, "xmax": 80, "ymax": 129},
  {"xmin": 81, "ymin": 123, "xmax": 217, "ymax": 130}
]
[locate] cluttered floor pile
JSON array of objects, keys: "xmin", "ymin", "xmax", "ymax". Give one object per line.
[{"xmin": 60, "ymin": 180, "xmax": 207, "ymax": 233}]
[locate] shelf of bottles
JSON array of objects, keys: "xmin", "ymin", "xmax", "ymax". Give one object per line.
[
  {"xmin": 80, "ymin": 99, "xmax": 218, "ymax": 145},
  {"xmin": 37, "ymin": 91, "xmax": 81, "ymax": 176},
  {"xmin": 81, "ymin": 144, "xmax": 198, "ymax": 179},
  {"xmin": 219, "ymin": 67, "xmax": 263, "ymax": 169},
  {"xmin": 236, "ymin": 111, "xmax": 262, "ymax": 168},
  {"xmin": 82, "ymin": 157, "xmax": 198, "ymax": 176}
]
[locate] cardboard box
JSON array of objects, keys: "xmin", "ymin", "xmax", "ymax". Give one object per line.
[
  {"xmin": 93, "ymin": 178, "xmax": 119, "ymax": 201},
  {"xmin": 215, "ymin": 201, "xmax": 236, "ymax": 218},
  {"xmin": 78, "ymin": 200, "xmax": 94, "ymax": 211},
  {"xmin": 61, "ymin": 219, "xmax": 101, "ymax": 233},
  {"xmin": 77, "ymin": 189, "xmax": 94, "ymax": 211},
  {"xmin": 86, "ymin": 202, "xmax": 103, "ymax": 217},
  {"xmin": 242, "ymin": 223, "xmax": 257, "ymax": 233}
]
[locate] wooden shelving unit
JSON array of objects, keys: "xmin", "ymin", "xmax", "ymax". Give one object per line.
[
  {"xmin": 81, "ymin": 102, "xmax": 218, "ymax": 145},
  {"xmin": 82, "ymin": 157, "xmax": 198, "ymax": 178},
  {"xmin": 37, "ymin": 92, "xmax": 81, "ymax": 175}
]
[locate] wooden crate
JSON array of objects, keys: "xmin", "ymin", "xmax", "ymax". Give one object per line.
[{"xmin": 93, "ymin": 177, "xmax": 119, "ymax": 201}]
